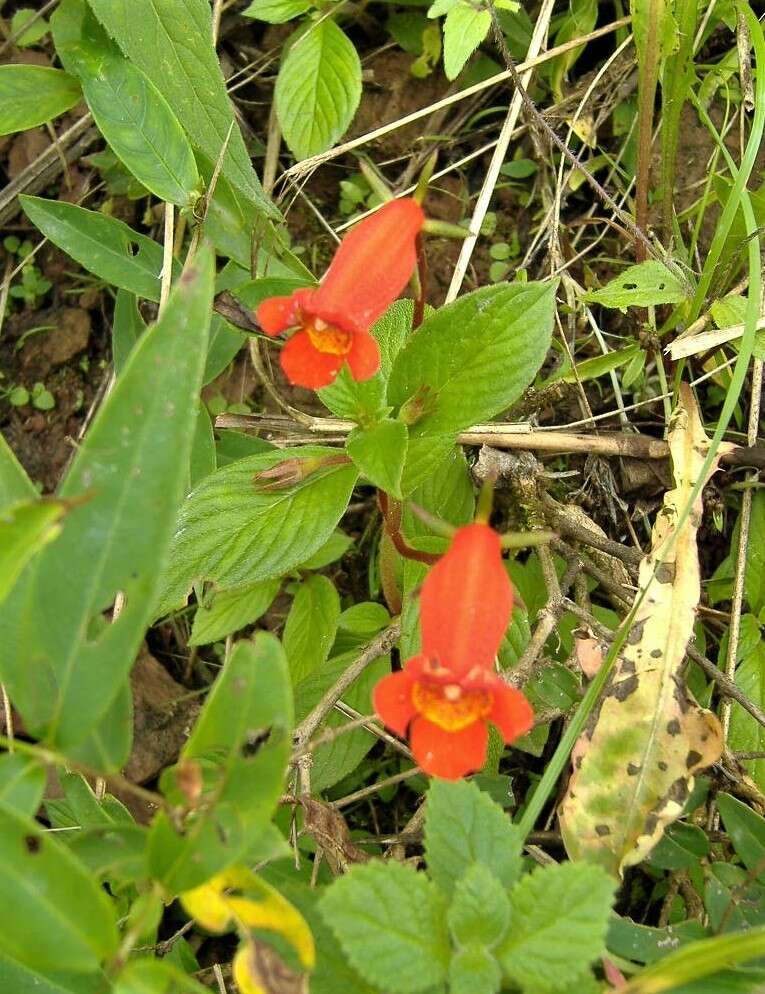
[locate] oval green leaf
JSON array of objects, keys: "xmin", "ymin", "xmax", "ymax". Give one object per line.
[
  {"xmin": 0, "ymin": 66, "xmax": 81, "ymax": 136},
  {"xmin": 80, "ymin": 53, "xmax": 199, "ymax": 206},
  {"xmin": 156, "ymin": 446, "xmax": 358, "ymax": 611},
  {"xmin": 276, "ymin": 20, "xmax": 362, "ymax": 159}
]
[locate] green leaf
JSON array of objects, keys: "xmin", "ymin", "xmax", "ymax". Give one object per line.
[
  {"xmin": 0, "ymin": 755, "xmax": 45, "ymax": 816},
  {"xmin": 448, "ymin": 863, "xmax": 511, "ymax": 947},
  {"xmin": 189, "ymin": 402, "xmax": 215, "ymax": 489},
  {"xmin": 318, "ymin": 299, "xmax": 413, "ymax": 422},
  {"xmin": 294, "ymin": 647, "xmax": 390, "ymax": 791},
  {"xmin": 548, "ymin": 0, "xmax": 597, "ymax": 100},
  {"xmin": 706, "ymin": 863, "xmax": 765, "ymax": 933},
  {"xmin": 607, "ymin": 916, "xmax": 706, "ymax": 965},
  {"xmin": 298, "ymin": 529, "xmax": 354, "ymax": 570},
  {"xmin": 19, "ymin": 197, "xmax": 165, "ymax": 301},
  {"xmin": 113, "ymin": 958, "xmax": 209, "ymax": 994},
  {"xmin": 338, "ymin": 601, "xmax": 390, "ymax": 635},
  {"xmin": 622, "ymin": 925, "xmax": 765, "ymax": 994},
  {"xmin": 189, "ymin": 578, "xmax": 280, "ymax": 645},
  {"xmin": 69, "ymin": 824, "xmax": 148, "ymax": 883},
  {"xmin": 0, "ymin": 249, "xmax": 214, "ymax": 761},
  {"xmin": 0, "ymin": 804, "xmax": 119, "ymax": 972},
  {"xmin": 284, "ymin": 575, "xmax": 341, "ymax": 683},
  {"xmin": 276, "ymin": 20, "xmax": 362, "ymax": 159},
  {"xmin": 319, "ymin": 860, "xmax": 450, "ymax": 994},
  {"xmin": 0, "ymin": 499, "xmax": 65, "ymax": 604},
  {"xmin": 10, "ymin": 8, "xmax": 51, "ymax": 47},
  {"xmin": 648, "ymin": 821, "xmax": 710, "ymax": 871},
  {"xmin": 79, "ymin": 52, "xmax": 200, "ymax": 206},
  {"xmin": 582, "ymin": 260, "xmax": 687, "ymax": 310},
  {"xmin": 46, "ymin": 772, "xmax": 131, "ymax": 831},
  {"xmin": 84, "ymin": 0, "xmax": 275, "ymax": 212},
  {"xmin": 272, "ymin": 880, "xmax": 382, "ymax": 994},
  {"xmin": 729, "ymin": 640, "xmax": 765, "ymax": 792},
  {"xmin": 388, "ymin": 281, "xmax": 556, "ymax": 493},
  {"xmin": 244, "ymin": 0, "xmax": 312, "ymax": 22},
  {"xmin": 402, "ymin": 446, "xmax": 474, "ymax": 540},
  {"xmin": 424, "ymin": 779, "xmax": 523, "ymax": 898},
  {"xmin": 156, "ymin": 447, "xmax": 358, "ymax": 612},
  {"xmin": 557, "ymin": 343, "xmax": 641, "ymax": 384},
  {"xmin": 496, "ymin": 862, "xmax": 615, "ymax": 992},
  {"xmin": 0, "ymin": 434, "xmax": 36, "ymax": 509},
  {"xmin": 717, "ymin": 792, "xmax": 765, "ymax": 877},
  {"xmin": 112, "ymin": 290, "xmax": 145, "ymax": 375},
  {"xmin": 0, "ymin": 956, "xmax": 104, "ymax": 994},
  {"xmin": 0, "ymin": 66, "xmax": 81, "ymax": 136},
  {"xmin": 442, "ymin": 2, "xmax": 491, "ymax": 80},
  {"xmin": 346, "ymin": 419, "xmax": 408, "ymax": 497},
  {"xmin": 148, "ymin": 634, "xmax": 292, "ymax": 892},
  {"xmin": 744, "ymin": 492, "xmax": 765, "ymax": 614},
  {"xmin": 449, "ymin": 945, "xmax": 502, "ymax": 994}
]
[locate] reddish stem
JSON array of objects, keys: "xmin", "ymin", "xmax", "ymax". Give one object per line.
[
  {"xmin": 378, "ymin": 491, "xmax": 438, "ymax": 565},
  {"xmin": 412, "ymin": 234, "xmax": 428, "ymax": 329}
]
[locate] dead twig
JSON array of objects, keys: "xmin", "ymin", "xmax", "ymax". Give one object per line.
[{"xmin": 293, "ymin": 624, "xmax": 401, "ymax": 747}]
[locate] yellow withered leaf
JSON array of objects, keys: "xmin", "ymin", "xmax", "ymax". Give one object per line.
[
  {"xmin": 560, "ymin": 386, "xmax": 726, "ymax": 876},
  {"xmin": 180, "ymin": 865, "xmax": 315, "ymax": 970}
]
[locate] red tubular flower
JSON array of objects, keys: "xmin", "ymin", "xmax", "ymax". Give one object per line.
[
  {"xmin": 256, "ymin": 198, "xmax": 425, "ymax": 390},
  {"xmin": 373, "ymin": 655, "xmax": 532, "ymax": 780},
  {"xmin": 420, "ymin": 523, "xmax": 515, "ymax": 677},
  {"xmin": 373, "ymin": 522, "xmax": 533, "ymax": 779}
]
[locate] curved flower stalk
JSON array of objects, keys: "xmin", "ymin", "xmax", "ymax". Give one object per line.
[
  {"xmin": 373, "ymin": 522, "xmax": 533, "ymax": 779},
  {"xmin": 256, "ymin": 198, "xmax": 425, "ymax": 389}
]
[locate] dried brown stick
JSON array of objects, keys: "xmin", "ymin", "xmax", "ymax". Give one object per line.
[
  {"xmin": 0, "ymin": 115, "xmax": 97, "ymax": 226},
  {"xmin": 215, "ymin": 412, "xmax": 765, "ymax": 470},
  {"xmin": 293, "ymin": 624, "xmax": 401, "ymax": 746}
]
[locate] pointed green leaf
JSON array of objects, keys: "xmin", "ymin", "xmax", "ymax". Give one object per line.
[
  {"xmin": 80, "ymin": 53, "xmax": 200, "ymax": 206},
  {"xmin": 0, "ymin": 499, "xmax": 66, "ymax": 603},
  {"xmin": 84, "ymin": 0, "xmax": 275, "ymax": 212},
  {"xmin": 112, "ymin": 290, "xmax": 145, "ymax": 375},
  {"xmin": 0, "ymin": 434, "xmax": 36, "ymax": 509},
  {"xmin": 113, "ymin": 958, "xmax": 210, "ymax": 994},
  {"xmin": 0, "ymin": 804, "xmax": 119, "ymax": 972},
  {"xmin": 20, "ymin": 197, "xmax": 165, "ymax": 301},
  {"xmin": 148, "ymin": 634, "xmax": 292, "ymax": 892},
  {"xmin": 717, "ymin": 793, "xmax": 765, "ymax": 876},
  {"xmin": 347, "ymin": 419, "xmax": 408, "ymax": 497},
  {"xmin": 189, "ymin": 579, "xmax": 281, "ymax": 645},
  {"xmin": 388, "ymin": 281, "xmax": 556, "ymax": 492},
  {"xmin": 294, "ymin": 646, "xmax": 390, "ymax": 791},
  {"xmin": 582, "ymin": 260, "xmax": 687, "ymax": 310},
  {"xmin": 442, "ymin": 2, "xmax": 491, "ymax": 80},
  {"xmin": 0, "ymin": 249, "xmax": 214, "ymax": 761},
  {"xmin": 284, "ymin": 574, "xmax": 341, "ymax": 683},
  {"xmin": 276, "ymin": 21, "xmax": 362, "ymax": 159},
  {"xmin": 156, "ymin": 447, "xmax": 358, "ymax": 612},
  {"xmin": 244, "ymin": 0, "xmax": 312, "ymax": 22}
]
